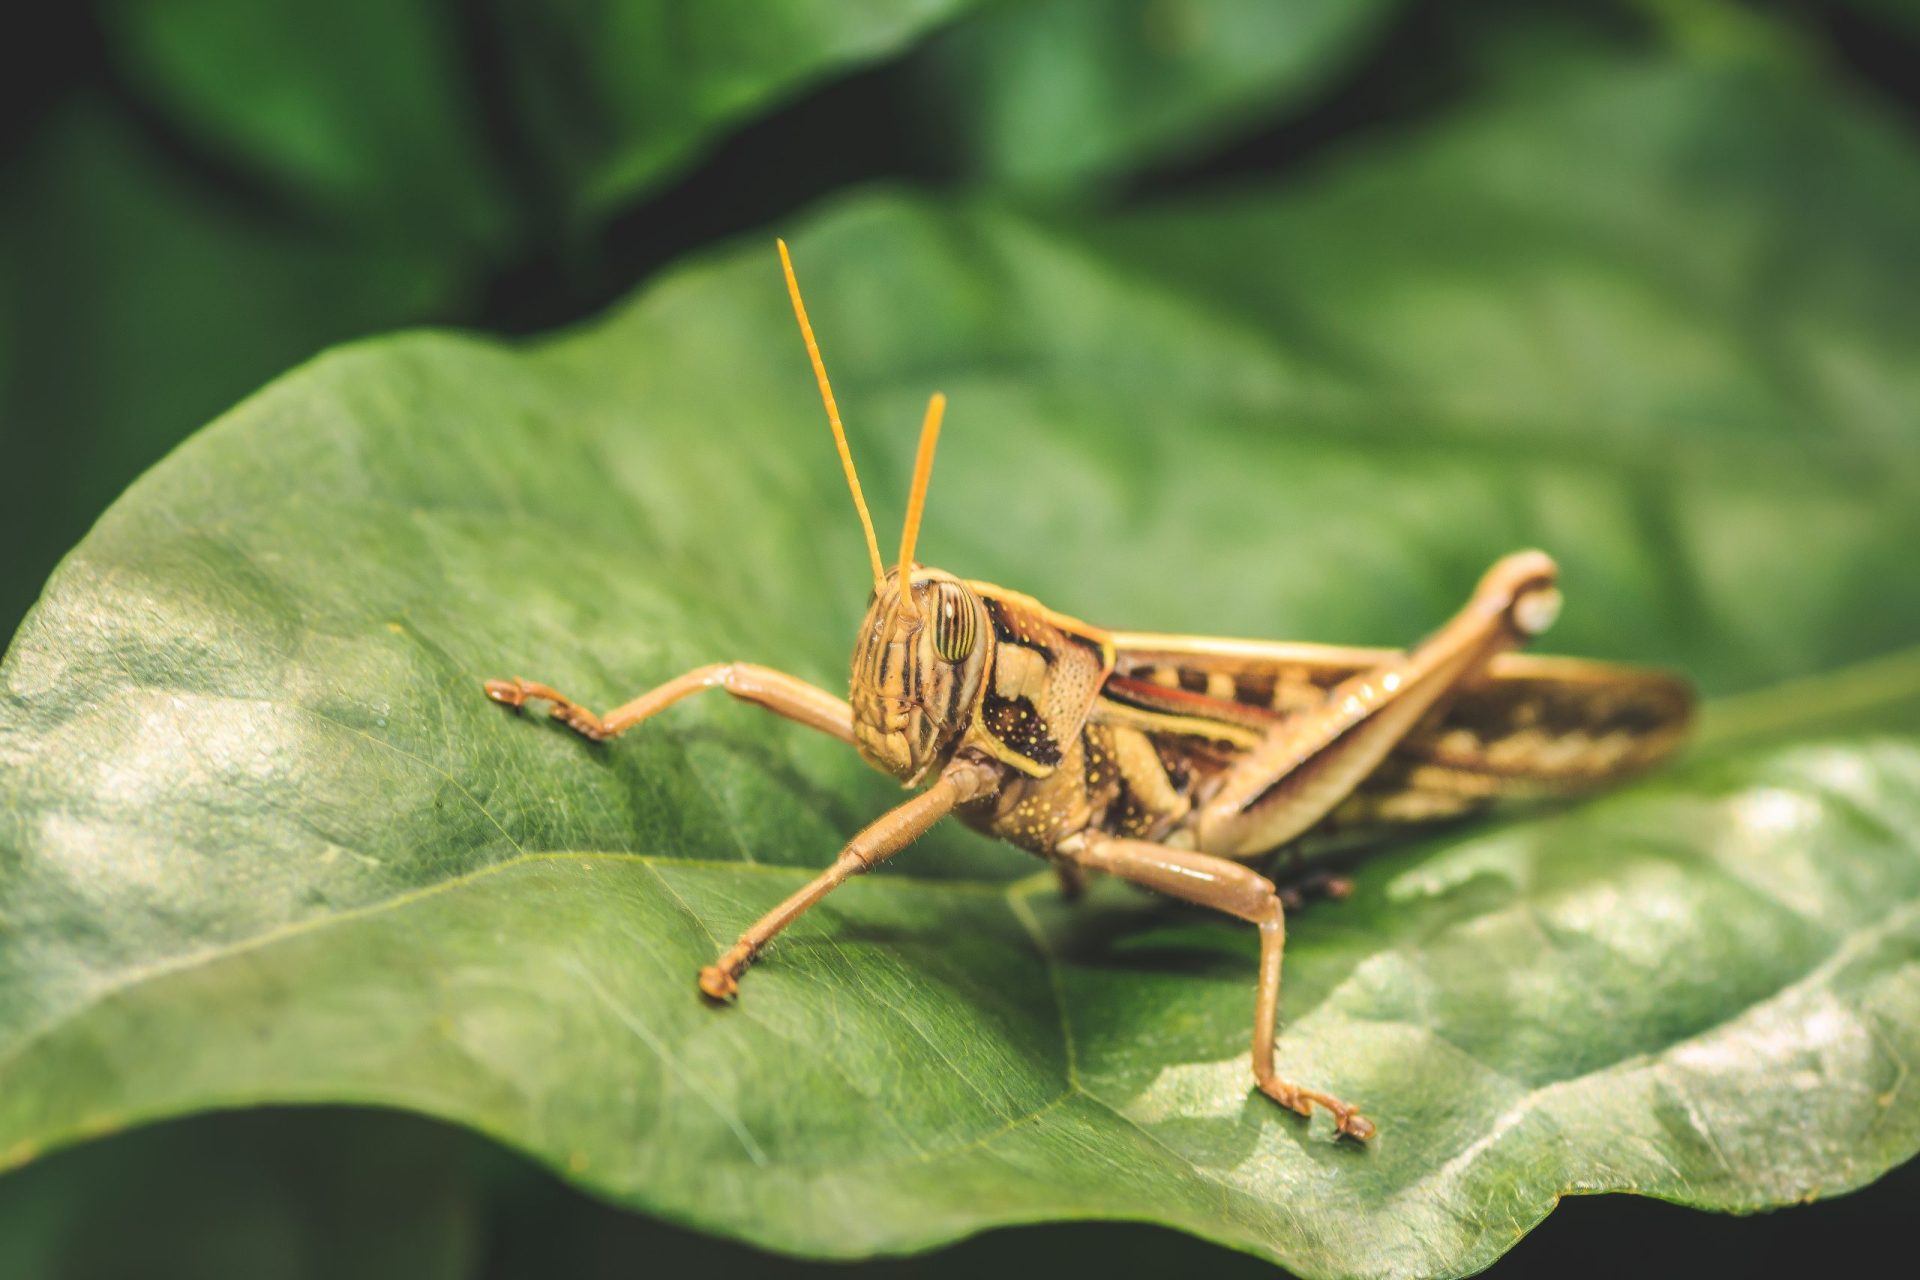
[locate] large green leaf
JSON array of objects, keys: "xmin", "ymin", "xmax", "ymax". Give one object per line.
[{"xmin": 2, "ymin": 63, "xmax": 1918, "ymax": 1279}]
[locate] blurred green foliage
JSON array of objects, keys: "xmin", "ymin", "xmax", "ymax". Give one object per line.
[
  {"xmin": 927, "ymin": 0, "xmax": 1402, "ymax": 189},
  {"xmin": 1, "ymin": 1, "xmax": 1918, "ymax": 1277},
  {"xmin": 1, "ymin": 0, "xmax": 994, "ymax": 644},
  {"xmin": 6, "ymin": 1106, "xmax": 1920, "ymax": 1280}
]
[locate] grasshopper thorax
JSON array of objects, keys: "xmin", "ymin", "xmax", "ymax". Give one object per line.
[{"xmin": 850, "ymin": 566, "xmax": 991, "ymax": 786}]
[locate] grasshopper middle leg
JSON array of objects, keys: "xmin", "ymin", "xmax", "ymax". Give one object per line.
[{"xmin": 1069, "ymin": 832, "xmax": 1374, "ymax": 1140}]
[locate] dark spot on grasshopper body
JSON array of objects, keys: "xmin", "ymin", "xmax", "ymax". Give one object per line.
[
  {"xmin": 983, "ymin": 597, "xmax": 1055, "ymax": 664},
  {"xmin": 981, "ymin": 691, "xmax": 1061, "ymax": 766}
]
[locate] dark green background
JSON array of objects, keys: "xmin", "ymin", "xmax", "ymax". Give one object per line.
[{"xmin": 2, "ymin": 2, "xmax": 1916, "ymax": 1276}]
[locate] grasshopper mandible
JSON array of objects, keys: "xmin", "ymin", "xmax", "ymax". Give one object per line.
[{"xmin": 484, "ymin": 241, "xmax": 1695, "ymax": 1140}]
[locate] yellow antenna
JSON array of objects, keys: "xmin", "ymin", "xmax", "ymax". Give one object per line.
[
  {"xmin": 894, "ymin": 392, "xmax": 946, "ymax": 622},
  {"xmin": 778, "ymin": 239, "xmax": 886, "ymax": 588}
]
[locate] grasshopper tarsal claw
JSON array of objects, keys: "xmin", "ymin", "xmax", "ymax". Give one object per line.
[
  {"xmin": 697, "ymin": 965, "xmax": 740, "ymax": 1001},
  {"xmin": 483, "ymin": 676, "xmax": 529, "ymax": 707}
]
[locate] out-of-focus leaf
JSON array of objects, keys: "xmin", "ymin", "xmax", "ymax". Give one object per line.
[
  {"xmin": 0, "ymin": 101, "xmax": 455, "ymax": 643},
  {"xmin": 99, "ymin": 0, "xmax": 512, "ymax": 253},
  {"xmin": 98, "ymin": 0, "xmax": 987, "ymax": 243},
  {"xmin": 0, "ymin": 1109, "xmax": 482, "ymax": 1280},
  {"xmin": 927, "ymin": 0, "xmax": 1401, "ymax": 191},
  {"xmin": 491, "ymin": 0, "xmax": 986, "ymax": 220},
  {"xmin": 1, "ymin": 63, "xmax": 1918, "ymax": 1280}
]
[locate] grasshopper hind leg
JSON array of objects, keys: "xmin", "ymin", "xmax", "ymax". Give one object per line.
[
  {"xmin": 1068, "ymin": 832, "xmax": 1374, "ymax": 1140},
  {"xmin": 1194, "ymin": 550, "xmax": 1560, "ymax": 857}
]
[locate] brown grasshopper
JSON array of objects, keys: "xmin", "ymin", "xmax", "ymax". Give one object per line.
[{"xmin": 484, "ymin": 241, "xmax": 1694, "ymax": 1140}]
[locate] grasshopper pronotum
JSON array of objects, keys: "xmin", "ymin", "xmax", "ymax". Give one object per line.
[{"xmin": 485, "ymin": 242, "xmax": 1694, "ymax": 1140}]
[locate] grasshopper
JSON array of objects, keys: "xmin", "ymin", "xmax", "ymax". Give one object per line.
[{"xmin": 485, "ymin": 241, "xmax": 1694, "ymax": 1140}]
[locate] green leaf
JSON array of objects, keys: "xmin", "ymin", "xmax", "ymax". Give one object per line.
[
  {"xmin": 98, "ymin": 0, "xmax": 987, "ymax": 244},
  {"xmin": 98, "ymin": 0, "xmax": 512, "ymax": 252},
  {"xmin": 926, "ymin": 0, "xmax": 1401, "ymax": 191},
  {"xmin": 489, "ymin": 0, "xmax": 987, "ymax": 220},
  {"xmin": 3, "ymin": 61, "xmax": 1918, "ymax": 1280},
  {"xmin": 0, "ymin": 100, "xmax": 457, "ymax": 650}
]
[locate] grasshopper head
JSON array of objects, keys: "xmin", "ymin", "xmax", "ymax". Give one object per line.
[
  {"xmin": 777, "ymin": 240, "xmax": 985, "ymax": 785},
  {"xmin": 850, "ymin": 567, "xmax": 990, "ymax": 785}
]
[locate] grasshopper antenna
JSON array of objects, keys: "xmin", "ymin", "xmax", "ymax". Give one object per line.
[
  {"xmin": 778, "ymin": 239, "xmax": 886, "ymax": 588},
  {"xmin": 893, "ymin": 392, "xmax": 946, "ymax": 623}
]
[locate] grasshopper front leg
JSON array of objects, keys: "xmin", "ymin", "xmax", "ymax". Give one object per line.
[
  {"xmin": 484, "ymin": 663, "xmax": 854, "ymax": 745},
  {"xmin": 1068, "ymin": 832, "xmax": 1373, "ymax": 1140}
]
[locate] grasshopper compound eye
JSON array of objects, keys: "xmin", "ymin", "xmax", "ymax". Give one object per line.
[{"xmin": 931, "ymin": 582, "xmax": 977, "ymax": 662}]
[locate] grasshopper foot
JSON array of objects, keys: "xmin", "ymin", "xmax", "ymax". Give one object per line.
[
  {"xmin": 484, "ymin": 677, "xmax": 531, "ymax": 707},
  {"xmin": 483, "ymin": 677, "xmax": 610, "ymax": 740},
  {"xmin": 697, "ymin": 965, "xmax": 740, "ymax": 1001},
  {"xmin": 1259, "ymin": 1076, "xmax": 1374, "ymax": 1141}
]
